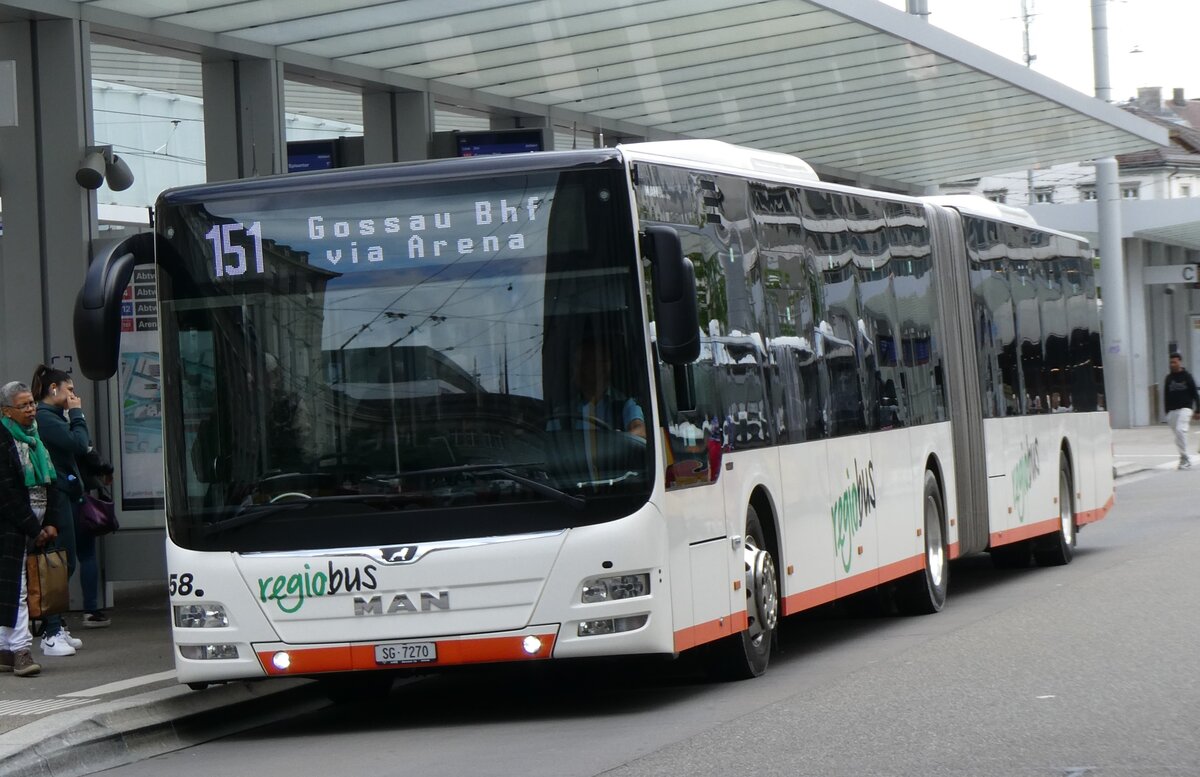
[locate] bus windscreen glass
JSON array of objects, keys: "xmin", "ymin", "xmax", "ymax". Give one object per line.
[{"xmin": 155, "ymin": 167, "xmax": 653, "ymax": 552}]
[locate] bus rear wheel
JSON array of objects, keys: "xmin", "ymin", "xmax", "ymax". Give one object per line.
[
  {"xmin": 897, "ymin": 470, "xmax": 948, "ymax": 614},
  {"xmin": 1034, "ymin": 455, "xmax": 1076, "ymax": 566},
  {"xmin": 708, "ymin": 506, "xmax": 778, "ymax": 680}
]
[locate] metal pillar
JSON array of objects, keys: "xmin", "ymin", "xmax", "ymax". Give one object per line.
[
  {"xmin": 0, "ymin": 18, "xmax": 95, "ymax": 391},
  {"xmin": 1126, "ymin": 239, "xmax": 1150, "ymax": 426},
  {"xmin": 201, "ymin": 57, "xmax": 286, "ymax": 181},
  {"xmin": 905, "ymin": 0, "xmax": 929, "ymax": 21},
  {"xmin": 363, "ymin": 89, "xmax": 433, "ymax": 164},
  {"xmin": 1092, "ymin": 0, "xmax": 1132, "ymax": 427}
]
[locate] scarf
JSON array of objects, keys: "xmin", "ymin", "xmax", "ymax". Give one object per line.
[{"xmin": 2, "ymin": 417, "xmax": 56, "ymax": 487}]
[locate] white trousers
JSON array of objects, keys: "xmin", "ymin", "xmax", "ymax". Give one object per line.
[
  {"xmin": 0, "ymin": 552, "xmax": 32, "ymax": 653},
  {"xmin": 1169, "ymin": 408, "xmax": 1192, "ymax": 458}
]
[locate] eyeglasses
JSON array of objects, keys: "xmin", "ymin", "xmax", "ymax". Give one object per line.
[{"xmin": 3, "ymin": 402, "xmax": 36, "ymax": 411}]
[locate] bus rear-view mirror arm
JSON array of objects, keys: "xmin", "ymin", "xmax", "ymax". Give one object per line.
[
  {"xmin": 642, "ymin": 225, "xmax": 700, "ymax": 365},
  {"xmin": 74, "ymin": 231, "xmax": 157, "ymax": 380}
]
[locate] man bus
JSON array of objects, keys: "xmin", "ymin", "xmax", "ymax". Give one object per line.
[{"xmin": 75, "ymin": 140, "xmax": 1112, "ymax": 690}]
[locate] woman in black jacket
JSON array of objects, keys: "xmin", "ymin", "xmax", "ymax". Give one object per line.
[
  {"xmin": 32, "ymin": 365, "xmax": 108, "ymax": 657},
  {"xmin": 1, "ymin": 381, "xmax": 60, "ymax": 677}
]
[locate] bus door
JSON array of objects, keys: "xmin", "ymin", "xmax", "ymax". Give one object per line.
[{"xmin": 656, "ymin": 342, "xmax": 734, "ymax": 648}]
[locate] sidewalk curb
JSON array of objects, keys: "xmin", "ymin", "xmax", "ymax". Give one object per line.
[
  {"xmin": 0, "ymin": 678, "xmax": 328, "ymax": 777},
  {"xmin": 1114, "ymin": 463, "xmax": 1147, "ymax": 480}
]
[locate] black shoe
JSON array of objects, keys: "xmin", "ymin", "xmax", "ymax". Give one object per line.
[{"xmin": 82, "ymin": 611, "xmax": 111, "ymax": 629}]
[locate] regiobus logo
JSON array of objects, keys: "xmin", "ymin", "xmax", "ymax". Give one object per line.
[
  {"xmin": 831, "ymin": 460, "xmax": 877, "ymax": 573},
  {"xmin": 1011, "ymin": 437, "xmax": 1041, "ymax": 523}
]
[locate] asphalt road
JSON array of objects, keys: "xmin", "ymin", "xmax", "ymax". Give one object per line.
[{"xmin": 102, "ymin": 468, "xmax": 1200, "ymax": 777}]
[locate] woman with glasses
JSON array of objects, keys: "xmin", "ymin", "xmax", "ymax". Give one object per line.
[{"xmin": 0, "ymin": 381, "xmax": 60, "ymax": 677}]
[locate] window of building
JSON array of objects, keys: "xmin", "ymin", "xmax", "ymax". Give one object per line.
[
  {"xmin": 984, "ymin": 189, "xmax": 1008, "ymax": 203},
  {"xmin": 1078, "ymin": 186, "xmax": 1097, "ymax": 201},
  {"xmin": 1121, "ymin": 185, "xmax": 1140, "ymax": 199},
  {"xmin": 1034, "ymin": 188, "xmax": 1055, "ymax": 204},
  {"xmin": 90, "ymin": 42, "xmax": 206, "ymax": 208},
  {"xmin": 1181, "ymin": 184, "xmax": 1192, "ymax": 198}
]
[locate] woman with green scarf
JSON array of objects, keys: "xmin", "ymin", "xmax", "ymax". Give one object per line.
[{"xmin": 1, "ymin": 381, "xmax": 61, "ymax": 677}]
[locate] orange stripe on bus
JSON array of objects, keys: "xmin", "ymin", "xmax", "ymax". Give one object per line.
[
  {"xmin": 780, "ymin": 552, "xmax": 926, "ymax": 616},
  {"xmin": 255, "ymin": 632, "xmax": 557, "ymax": 676},
  {"xmin": 1076, "ymin": 494, "xmax": 1114, "ymax": 526},
  {"xmin": 989, "ymin": 517, "xmax": 1060, "ymax": 547},
  {"xmin": 672, "ymin": 610, "xmax": 748, "ymax": 653}
]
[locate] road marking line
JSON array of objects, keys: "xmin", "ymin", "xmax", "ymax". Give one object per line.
[
  {"xmin": 0, "ymin": 697, "xmax": 95, "ymax": 716},
  {"xmin": 59, "ymin": 669, "xmax": 177, "ymax": 698}
]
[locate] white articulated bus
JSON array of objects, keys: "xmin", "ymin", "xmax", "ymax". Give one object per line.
[{"xmin": 75, "ymin": 140, "xmax": 1112, "ymax": 688}]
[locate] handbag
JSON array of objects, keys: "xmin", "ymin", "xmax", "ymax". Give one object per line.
[
  {"xmin": 25, "ymin": 548, "xmax": 69, "ymax": 619},
  {"xmin": 80, "ymin": 493, "xmax": 119, "ymax": 536}
]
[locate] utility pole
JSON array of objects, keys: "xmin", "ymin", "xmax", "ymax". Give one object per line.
[
  {"xmin": 1022, "ymin": 0, "xmax": 1037, "ymax": 204},
  {"xmin": 1092, "ymin": 0, "xmax": 1132, "ymax": 427}
]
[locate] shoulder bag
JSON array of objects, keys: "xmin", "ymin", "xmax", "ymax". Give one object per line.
[{"xmin": 80, "ymin": 493, "xmax": 120, "ymax": 536}]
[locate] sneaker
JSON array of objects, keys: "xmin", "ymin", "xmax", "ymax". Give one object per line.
[
  {"xmin": 0, "ymin": 650, "xmax": 11, "ymax": 673},
  {"xmin": 58, "ymin": 626, "xmax": 83, "ymax": 650},
  {"xmin": 82, "ymin": 611, "xmax": 111, "ymax": 629},
  {"xmin": 40, "ymin": 632, "xmax": 77, "ymax": 657},
  {"xmin": 13, "ymin": 649, "xmax": 41, "ymax": 677},
  {"xmin": 1182, "ymin": 457, "xmax": 1192, "ymax": 470}
]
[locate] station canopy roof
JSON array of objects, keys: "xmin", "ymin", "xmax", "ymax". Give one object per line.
[{"xmin": 26, "ymin": 0, "xmax": 1169, "ymax": 190}]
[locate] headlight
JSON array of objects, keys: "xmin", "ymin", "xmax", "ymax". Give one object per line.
[
  {"xmin": 578, "ymin": 614, "xmax": 649, "ymax": 637},
  {"xmin": 581, "ymin": 573, "xmax": 650, "ymax": 603},
  {"xmin": 174, "ymin": 603, "xmax": 229, "ymax": 628},
  {"xmin": 178, "ymin": 644, "xmax": 239, "ymax": 660}
]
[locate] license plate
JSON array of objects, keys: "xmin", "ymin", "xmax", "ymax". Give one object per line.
[{"xmin": 374, "ymin": 641, "xmax": 437, "ymax": 665}]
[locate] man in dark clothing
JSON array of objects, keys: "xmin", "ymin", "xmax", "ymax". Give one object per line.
[{"xmin": 1163, "ymin": 353, "xmax": 1199, "ymax": 469}]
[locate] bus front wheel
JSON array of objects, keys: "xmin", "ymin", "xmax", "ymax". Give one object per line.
[{"xmin": 708, "ymin": 505, "xmax": 779, "ymax": 680}]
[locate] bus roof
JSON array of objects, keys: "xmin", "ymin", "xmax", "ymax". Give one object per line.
[
  {"xmin": 922, "ymin": 194, "xmax": 1090, "ymax": 244},
  {"xmin": 618, "ymin": 140, "xmax": 820, "ymax": 185},
  {"xmin": 921, "ymin": 195, "xmax": 1040, "ymax": 227}
]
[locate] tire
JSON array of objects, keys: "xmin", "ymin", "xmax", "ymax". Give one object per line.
[
  {"xmin": 1034, "ymin": 455, "xmax": 1076, "ymax": 566},
  {"xmin": 707, "ymin": 505, "xmax": 779, "ymax": 680},
  {"xmin": 897, "ymin": 470, "xmax": 949, "ymax": 615}
]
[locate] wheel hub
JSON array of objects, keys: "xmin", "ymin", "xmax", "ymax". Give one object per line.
[{"xmin": 744, "ymin": 543, "xmax": 779, "ymax": 640}]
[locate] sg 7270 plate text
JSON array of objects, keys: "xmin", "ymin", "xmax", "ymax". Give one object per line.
[{"xmin": 374, "ymin": 641, "xmax": 437, "ymax": 665}]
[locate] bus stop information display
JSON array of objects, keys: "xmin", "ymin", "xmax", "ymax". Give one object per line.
[{"xmin": 118, "ymin": 266, "xmax": 165, "ymax": 506}]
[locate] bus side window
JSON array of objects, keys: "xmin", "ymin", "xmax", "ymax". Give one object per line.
[
  {"xmin": 642, "ymin": 222, "xmax": 728, "ymax": 489},
  {"xmin": 762, "ymin": 251, "xmax": 824, "ymax": 443}
]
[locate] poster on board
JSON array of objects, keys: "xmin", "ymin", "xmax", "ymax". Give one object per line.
[{"xmin": 117, "ymin": 266, "xmax": 165, "ymax": 507}]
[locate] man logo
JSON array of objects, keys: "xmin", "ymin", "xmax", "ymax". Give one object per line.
[
  {"xmin": 354, "ymin": 591, "xmax": 451, "ymax": 616},
  {"xmin": 381, "ymin": 545, "xmax": 419, "ymax": 563}
]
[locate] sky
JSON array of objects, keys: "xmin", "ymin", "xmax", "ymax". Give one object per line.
[{"xmin": 878, "ymin": 0, "xmax": 1199, "ymax": 104}]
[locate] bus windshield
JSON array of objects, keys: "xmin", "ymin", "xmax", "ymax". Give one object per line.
[{"xmin": 155, "ymin": 162, "xmax": 653, "ymax": 552}]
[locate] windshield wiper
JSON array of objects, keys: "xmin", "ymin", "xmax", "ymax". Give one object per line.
[
  {"xmin": 398, "ymin": 462, "xmax": 585, "ymax": 511},
  {"xmin": 204, "ymin": 494, "xmax": 412, "ymax": 535}
]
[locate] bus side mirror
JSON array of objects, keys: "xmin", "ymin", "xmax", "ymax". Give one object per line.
[
  {"xmin": 74, "ymin": 232, "xmax": 157, "ymax": 380},
  {"xmin": 643, "ymin": 225, "xmax": 700, "ymax": 365}
]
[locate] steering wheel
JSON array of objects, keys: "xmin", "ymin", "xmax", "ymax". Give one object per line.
[
  {"xmin": 545, "ymin": 412, "xmax": 647, "ymax": 447},
  {"xmin": 546, "ymin": 411, "xmax": 616, "ymax": 432}
]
